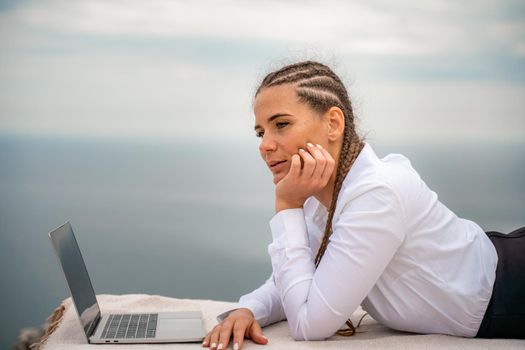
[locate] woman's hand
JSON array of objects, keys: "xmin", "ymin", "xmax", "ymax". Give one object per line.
[
  {"xmin": 275, "ymin": 142, "xmax": 336, "ymax": 212},
  {"xmin": 202, "ymin": 308, "xmax": 268, "ymax": 350}
]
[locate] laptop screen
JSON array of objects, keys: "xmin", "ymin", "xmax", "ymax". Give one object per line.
[{"xmin": 49, "ymin": 222, "xmax": 101, "ymax": 338}]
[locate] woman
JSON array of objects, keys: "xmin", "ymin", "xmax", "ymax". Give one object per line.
[{"xmin": 202, "ymin": 61, "xmax": 525, "ymax": 350}]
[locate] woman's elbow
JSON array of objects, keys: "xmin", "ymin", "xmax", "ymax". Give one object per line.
[
  {"xmin": 288, "ymin": 324, "xmax": 332, "ymax": 341},
  {"xmin": 288, "ymin": 308, "xmax": 338, "ymax": 340}
]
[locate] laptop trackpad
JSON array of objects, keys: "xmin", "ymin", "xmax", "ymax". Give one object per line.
[{"xmin": 157, "ymin": 319, "xmax": 204, "ymax": 340}]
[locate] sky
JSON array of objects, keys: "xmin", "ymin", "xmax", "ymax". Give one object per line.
[{"xmin": 0, "ymin": 0, "xmax": 524, "ymax": 143}]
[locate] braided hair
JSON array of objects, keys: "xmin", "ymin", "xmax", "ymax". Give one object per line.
[{"xmin": 255, "ymin": 61, "xmax": 364, "ymax": 336}]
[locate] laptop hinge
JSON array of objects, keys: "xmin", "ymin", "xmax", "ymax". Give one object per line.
[{"xmin": 88, "ymin": 313, "xmax": 102, "ymax": 338}]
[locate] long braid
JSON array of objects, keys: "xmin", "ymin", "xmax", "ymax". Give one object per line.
[
  {"xmin": 256, "ymin": 61, "xmax": 364, "ymax": 336},
  {"xmin": 314, "ymin": 133, "xmax": 363, "ymax": 267}
]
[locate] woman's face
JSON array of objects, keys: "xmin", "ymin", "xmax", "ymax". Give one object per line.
[{"xmin": 254, "ymin": 84, "xmax": 328, "ymax": 184}]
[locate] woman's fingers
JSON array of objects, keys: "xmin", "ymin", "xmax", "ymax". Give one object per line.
[
  {"xmin": 208, "ymin": 325, "xmax": 220, "ymax": 349},
  {"xmin": 202, "ymin": 331, "xmax": 211, "ymax": 347},
  {"xmin": 316, "ymin": 144, "xmax": 335, "ymax": 180},
  {"xmin": 287, "ymin": 153, "xmax": 302, "ymax": 179},
  {"xmin": 231, "ymin": 320, "xmax": 248, "ymax": 350},
  {"xmin": 204, "ymin": 317, "xmax": 262, "ymax": 350},
  {"xmin": 248, "ymin": 321, "xmax": 269, "ymax": 345},
  {"xmin": 293, "ymin": 142, "xmax": 333, "ymax": 187},
  {"xmin": 217, "ymin": 320, "xmax": 234, "ymax": 350},
  {"xmin": 298, "ymin": 147, "xmax": 316, "ymax": 177},
  {"xmin": 275, "ymin": 142, "xmax": 335, "ymax": 207},
  {"xmin": 306, "ymin": 142, "xmax": 327, "ymax": 181}
]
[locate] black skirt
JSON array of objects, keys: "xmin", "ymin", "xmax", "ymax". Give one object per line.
[{"xmin": 475, "ymin": 226, "xmax": 525, "ymax": 339}]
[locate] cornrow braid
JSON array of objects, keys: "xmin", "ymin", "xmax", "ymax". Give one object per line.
[{"xmin": 255, "ymin": 60, "xmax": 365, "ymax": 337}]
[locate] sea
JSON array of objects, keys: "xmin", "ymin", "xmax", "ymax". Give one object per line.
[{"xmin": 0, "ymin": 134, "xmax": 523, "ymax": 348}]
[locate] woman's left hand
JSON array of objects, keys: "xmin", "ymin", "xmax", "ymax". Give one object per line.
[{"xmin": 275, "ymin": 142, "xmax": 335, "ymax": 212}]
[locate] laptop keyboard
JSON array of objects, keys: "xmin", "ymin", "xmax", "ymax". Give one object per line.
[{"xmin": 101, "ymin": 313, "xmax": 158, "ymax": 339}]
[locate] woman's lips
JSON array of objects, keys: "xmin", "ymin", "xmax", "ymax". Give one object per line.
[{"xmin": 269, "ymin": 160, "xmax": 287, "ymax": 171}]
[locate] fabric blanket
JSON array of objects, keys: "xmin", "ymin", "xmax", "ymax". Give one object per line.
[{"xmin": 34, "ymin": 294, "xmax": 523, "ymax": 349}]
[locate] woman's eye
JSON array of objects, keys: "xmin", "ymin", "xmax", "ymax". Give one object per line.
[
  {"xmin": 255, "ymin": 131, "xmax": 264, "ymax": 138},
  {"xmin": 276, "ymin": 122, "xmax": 289, "ymax": 129}
]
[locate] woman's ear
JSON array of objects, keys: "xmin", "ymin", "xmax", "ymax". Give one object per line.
[{"xmin": 325, "ymin": 106, "xmax": 345, "ymax": 142}]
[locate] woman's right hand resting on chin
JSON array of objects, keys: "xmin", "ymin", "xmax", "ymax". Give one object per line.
[{"xmin": 202, "ymin": 308, "xmax": 268, "ymax": 350}]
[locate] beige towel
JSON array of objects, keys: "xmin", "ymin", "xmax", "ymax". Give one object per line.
[{"xmin": 34, "ymin": 294, "xmax": 523, "ymax": 349}]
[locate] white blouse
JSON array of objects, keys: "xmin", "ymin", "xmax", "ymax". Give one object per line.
[{"xmin": 217, "ymin": 143, "xmax": 498, "ymax": 340}]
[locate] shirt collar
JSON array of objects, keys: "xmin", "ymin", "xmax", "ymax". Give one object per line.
[
  {"xmin": 341, "ymin": 142, "xmax": 377, "ymax": 190},
  {"xmin": 306, "ymin": 142, "xmax": 377, "ymax": 220}
]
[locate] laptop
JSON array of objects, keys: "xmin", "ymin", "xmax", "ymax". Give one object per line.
[{"xmin": 49, "ymin": 221, "xmax": 206, "ymax": 344}]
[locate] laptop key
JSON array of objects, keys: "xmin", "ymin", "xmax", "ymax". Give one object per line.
[
  {"xmin": 101, "ymin": 314, "xmax": 113, "ymax": 338},
  {"xmin": 102, "ymin": 313, "xmax": 159, "ymax": 339},
  {"xmin": 106, "ymin": 314, "xmax": 122, "ymax": 339},
  {"xmin": 136, "ymin": 314, "xmax": 148, "ymax": 338},
  {"xmin": 145, "ymin": 314, "xmax": 158, "ymax": 338},
  {"xmin": 125, "ymin": 314, "xmax": 139, "ymax": 338}
]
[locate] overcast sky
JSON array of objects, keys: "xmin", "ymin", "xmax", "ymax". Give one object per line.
[{"xmin": 0, "ymin": 0, "xmax": 523, "ymax": 143}]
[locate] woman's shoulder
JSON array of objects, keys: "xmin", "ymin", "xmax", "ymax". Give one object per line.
[
  {"xmin": 336, "ymin": 144, "xmax": 424, "ymax": 215},
  {"xmin": 343, "ymin": 144, "xmax": 417, "ymax": 190}
]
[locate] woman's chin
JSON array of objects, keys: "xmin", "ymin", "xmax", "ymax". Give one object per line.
[{"xmin": 272, "ymin": 173, "xmax": 285, "ymax": 184}]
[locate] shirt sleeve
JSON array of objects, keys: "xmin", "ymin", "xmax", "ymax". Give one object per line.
[
  {"xmin": 216, "ymin": 273, "xmax": 286, "ymax": 327},
  {"xmin": 268, "ymin": 183, "xmax": 405, "ymax": 340}
]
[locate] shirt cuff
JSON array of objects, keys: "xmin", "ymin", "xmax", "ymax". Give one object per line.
[
  {"xmin": 215, "ymin": 300, "xmax": 268, "ymax": 325},
  {"xmin": 269, "ymin": 208, "xmax": 309, "ymax": 247},
  {"xmin": 239, "ymin": 299, "xmax": 269, "ymax": 325},
  {"xmin": 216, "ymin": 307, "xmax": 241, "ymax": 323}
]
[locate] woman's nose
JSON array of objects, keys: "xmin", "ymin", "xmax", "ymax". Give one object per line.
[{"xmin": 259, "ymin": 134, "xmax": 277, "ymax": 155}]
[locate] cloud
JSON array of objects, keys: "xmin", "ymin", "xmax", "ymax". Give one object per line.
[
  {"xmin": 3, "ymin": 0, "xmax": 524, "ymax": 57},
  {"xmin": 0, "ymin": 0, "xmax": 523, "ymax": 141},
  {"xmin": 352, "ymin": 80, "xmax": 525, "ymax": 142}
]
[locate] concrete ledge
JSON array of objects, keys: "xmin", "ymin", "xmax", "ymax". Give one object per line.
[{"xmin": 31, "ymin": 294, "xmax": 524, "ymax": 349}]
